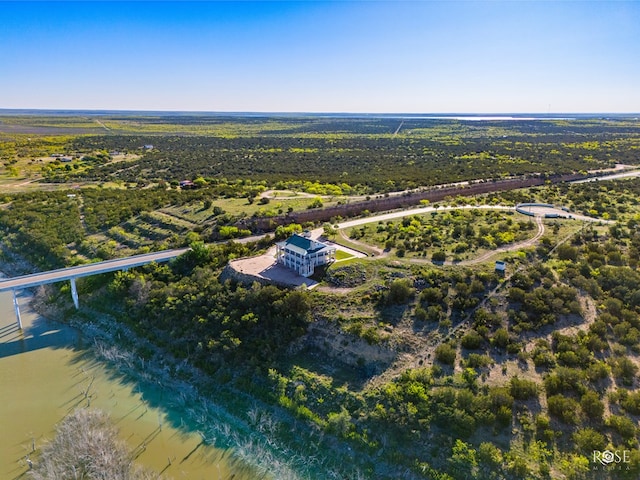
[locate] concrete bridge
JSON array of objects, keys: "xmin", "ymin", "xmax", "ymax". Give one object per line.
[{"xmin": 0, "ymin": 248, "xmax": 189, "ymax": 329}]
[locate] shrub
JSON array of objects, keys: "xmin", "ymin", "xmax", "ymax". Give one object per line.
[
  {"xmin": 435, "ymin": 343, "xmax": 457, "ymax": 366},
  {"xmin": 466, "ymin": 353, "xmax": 492, "ymax": 369},
  {"xmin": 492, "ymin": 328, "xmax": 510, "ymax": 349},
  {"xmin": 326, "ymin": 407, "xmax": 353, "ymax": 436},
  {"xmin": 362, "ymin": 327, "xmax": 381, "ymax": 345},
  {"xmin": 535, "ymin": 413, "xmax": 550, "ymax": 430},
  {"xmin": 548, "ymin": 395, "xmax": 580, "ymax": 424},
  {"xmin": 508, "ymin": 287, "xmax": 526, "ymax": 303},
  {"xmin": 420, "ymin": 287, "xmax": 444, "ymax": 304},
  {"xmin": 557, "ymin": 244, "xmax": 579, "ymax": 261},
  {"xmin": 432, "ymin": 250, "xmax": 446, "ymax": 263},
  {"xmin": 509, "ymin": 376, "xmax": 539, "ymax": 400},
  {"xmin": 531, "ymin": 341, "xmax": 556, "ymax": 369},
  {"xmin": 544, "ymin": 367, "xmax": 586, "ymax": 395},
  {"xmin": 307, "ymin": 197, "xmax": 324, "ymax": 209},
  {"xmin": 580, "ymin": 391, "xmax": 604, "ymax": 421},
  {"xmin": 573, "ymin": 427, "xmax": 607, "ymax": 452},
  {"xmin": 478, "ymin": 442, "xmax": 503, "ymax": 468},
  {"xmin": 422, "ymin": 304, "xmax": 451, "ymax": 323},
  {"xmin": 415, "ymin": 306, "xmax": 428, "ymax": 321},
  {"xmin": 620, "ymin": 391, "xmax": 640, "ymax": 414},
  {"xmin": 386, "ymin": 278, "xmax": 415, "ymax": 305},
  {"xmin": 610, "ymin": 357, "xmax": 638, "ymax": 386},
  {"xmin": 507, "ymin": 456, "xmax": 530, "ymax": 478},
  {"xmin": 461, "ymin": 330, "xmax": 483, "ymax": 350},
  {"xmin": 606, "ymin": 415, "xmax": 637, "ymax": 441},
  {"xmin": 586, "ymin": 361, "xmax": 610, "ymax": 382}
]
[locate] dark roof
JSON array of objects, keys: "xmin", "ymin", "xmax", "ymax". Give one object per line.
[{"xmin": 285, "ymin": 234, "xmax": 314, "ymax": 251}]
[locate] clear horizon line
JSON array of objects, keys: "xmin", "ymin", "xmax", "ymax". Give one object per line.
[{"xmin": 1, "ymin": 108, "xmax": 639, "ymax": 117}]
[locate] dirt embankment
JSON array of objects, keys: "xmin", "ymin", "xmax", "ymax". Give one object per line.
[{"xmin": 290, "ymin": 319, "xmax": 396, "ymax": 372}]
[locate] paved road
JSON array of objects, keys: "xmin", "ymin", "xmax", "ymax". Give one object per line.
[
  {"xmin": 571, "ymin": 169, "xmax": 640, "ymax": 184},
  {"xmin": 321, "ymin": 202, "xmax": 610, "ymax": 236},
  {"xmin": 308, "ymin": 205, "xmax": 516, "ymax": 241},
  {"xmin": 333, "ymin": 204, "xmax": 514, "ymax": 231},
  {"xmin": 0, "ymin": 248, "xmax": 189, "ymax": 292}
]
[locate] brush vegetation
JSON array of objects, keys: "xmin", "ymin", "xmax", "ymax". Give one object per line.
[
  {"xmin": 30, "ymin": 409, "xmax": 159, "ymax": 480},
  {"xmin": 3, "ymin": 115, "xmax": 640, "ymax": 479}
]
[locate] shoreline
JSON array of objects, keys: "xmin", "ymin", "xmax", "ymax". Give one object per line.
[
  {"xmin": 0, "ymin": 253, "xmax": 276, "ymax": 479},
  {"xmin": 50, "ymin": 298, "xmax": 360, "ymax": 479},
  {"xmin": 0, "ymin": 256, "xmax": 339, "ymax": 479},
  {"xmin": 0, "ymin": 243, "xmax": 425, "ymax": 479},
  {"xmin": 0, "ymin": 276, "xmax": 257, "ymax": 479}
]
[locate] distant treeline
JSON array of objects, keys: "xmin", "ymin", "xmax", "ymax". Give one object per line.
[{"xmin": 53, "ymin": 117, "xmax": 640, "ymax": 190}]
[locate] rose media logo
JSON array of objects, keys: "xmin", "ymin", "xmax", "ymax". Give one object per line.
[{"xmin": 592, "ymin": 450, "xmax": 631, "ymax": 471}]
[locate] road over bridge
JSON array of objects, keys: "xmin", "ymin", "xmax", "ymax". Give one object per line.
[{"xmin": 0, "ymin": 248, "xmax": 189, "ymax": 329}]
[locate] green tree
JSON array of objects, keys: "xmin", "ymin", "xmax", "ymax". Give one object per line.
[
  {"xmin": 386, "ymin": 278, "xmax": 415, "ymax": 305},
  {"xmin": 432, "ymin": 250, "xmax": 447, "ymax": 263},
  {"xmin": 558, "ymin": 454, "xmax": 590, "ymax": 480},
  {"xmin": 448, "ymin": 439, "xmax": 478, "ymax": 478},
  {"xmin": 322, "ymin": 223, "xmax": 337, "ymax": 240}
]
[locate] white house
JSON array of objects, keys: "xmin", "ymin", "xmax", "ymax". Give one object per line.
[{"xmin": 276, "ymin": 233, "xmax": 336, "ymax": 277}]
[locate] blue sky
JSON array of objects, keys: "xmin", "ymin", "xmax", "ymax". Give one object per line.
[{"xmin": 1, "ymin": 1, "xmax": 639, "ymax": 113}]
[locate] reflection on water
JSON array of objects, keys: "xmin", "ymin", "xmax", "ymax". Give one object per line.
[
  {"xmin": 0, "ymin": 288, "xmax": 250, "ymax": 479},
  {"xmin": 0, "ymin": 292, "xmax": 79, "ymax": 360}
]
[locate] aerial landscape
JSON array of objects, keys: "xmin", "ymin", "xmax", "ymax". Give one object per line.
[{"xmin": 1, "ymin": 1, "xmax": 640, "ymax": 480}]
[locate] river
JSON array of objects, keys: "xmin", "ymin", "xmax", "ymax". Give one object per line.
[{"xmin": 0, "ymin": 286, "xmax": 256, "ymax": 479}]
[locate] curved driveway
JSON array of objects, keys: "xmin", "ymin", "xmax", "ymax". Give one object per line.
[{"xmin": 310, "ymin": 203, "xmax": 609, "ymax": 264}]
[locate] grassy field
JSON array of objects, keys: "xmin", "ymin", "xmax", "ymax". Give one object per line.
[
  {"xmin": 334, "ymin": 249, "xmax": 355, "ymax": 261},
  {"xmin": 331, "ymin": 233, "xmax": 380, "ymax": 257}
]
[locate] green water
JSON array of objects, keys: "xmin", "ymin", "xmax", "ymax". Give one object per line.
[{"xmin": 0, "ymin": 289, "xmax": 252, "ymax": 479}]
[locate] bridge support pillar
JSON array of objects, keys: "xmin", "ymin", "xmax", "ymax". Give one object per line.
[
  {"xmin": 13, "ymin": 290, "xmax": 23, "ymax": 330},
  {"xmin": 70, "ymin": 278, "xmax": 79, "ymax": 309}
]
